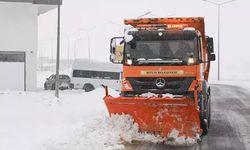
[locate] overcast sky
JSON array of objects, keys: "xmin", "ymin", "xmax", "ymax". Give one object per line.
[{"xmin": 38, "ymin": 0, "xmax": 250, "ymax": 80}]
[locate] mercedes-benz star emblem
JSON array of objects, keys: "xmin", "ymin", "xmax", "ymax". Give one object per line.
[{"xmin": 155, "ymin": 78, "xmax": 166, "ymax": 88}]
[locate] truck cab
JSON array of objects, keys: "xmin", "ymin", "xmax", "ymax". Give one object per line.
[{"xmin": 110, "ymin": 18, "xmax": 215, "ymax": 97}]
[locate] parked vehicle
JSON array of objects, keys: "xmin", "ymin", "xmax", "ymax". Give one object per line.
[
  {"xmin": 104, "ymin": 17, "xmax": 216, "ymax": 139},
  {"xmin": 44, "ymin": 74, "xmax": 71, "ymax": 90},
  {"xmin": 71, "ymin": 59, "xmax": 122, "ymax": 92}
]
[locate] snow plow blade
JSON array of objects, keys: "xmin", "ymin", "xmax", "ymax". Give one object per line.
[{"xmin": 104, "ymin": 95, "xmax": 201, "ymax": 138}]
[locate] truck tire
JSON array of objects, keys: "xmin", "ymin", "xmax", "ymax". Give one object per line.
[
  {"xmin": 199, "ymin": 91, "xmax": 209, "ymax": 136},
  {"xmin": 200, "ymin": 114, "xmax": 208, "ymax": 136},
  {"xmin": 207, "ymin": 92, "xmax": 211, "ymax": 128},
  {"xmin": 44, "ymin": 84, "xmax": 48, "ymax": 90},
  {"xmin": 83, "ymin": 84, "xmax": 95, "ymax": 92}
]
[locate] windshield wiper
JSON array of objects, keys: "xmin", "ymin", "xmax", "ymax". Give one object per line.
[
  {"xmin": 159, "ymin": 56, "xmax": 182, "ymax": 60},
  {"xmin": 159, "ymin": 56, "xmax": 174, "ymax": 59}
]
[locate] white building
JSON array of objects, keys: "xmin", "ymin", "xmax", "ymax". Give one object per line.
[{"xmin": 0, "ymin": 0, "xmax": 57, "ymax": 91}]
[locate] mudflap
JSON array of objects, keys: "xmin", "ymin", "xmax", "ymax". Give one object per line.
[{"xmin": 104, "ymin": 95, "xmax": 202, "ymax": 139}]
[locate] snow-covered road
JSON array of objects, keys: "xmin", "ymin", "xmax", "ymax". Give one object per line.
[{"xmin": 124, "ymin": 84, "xmax": 250, "ymax": 150}]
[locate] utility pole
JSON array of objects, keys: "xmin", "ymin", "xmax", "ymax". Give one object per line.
[
  {"xmin": 74, "ymin": 38, "xmax": 82, "ymax": 60},
  {"xmin": 50, "ymin": 39, "xmax": 54, "ymax": 72},
  {"xmin": 66, "ymin": 35, "xmax": 70, "ymax": 73},
  {"xmin": 78, "ymin": 27, "xmax": 96, "ymax": 62},
  {"xmin": 87, "ymin": 32, "xmax": 90, "ymax": 62},
  {"xmin": 61, "ymin": 31, "xmax": 81, "ymax": 72},
  {"xmin": 33, "ymin": 0, "xmax": 62, "ymax": 97},
  {"xmin": 202, "ymin": 0, "xmax": 238, "ymax": 81},
  {"xmin": 61, "ymin": 34, "xmax": 70, "ymax": 73},
  {"xmin": 55, "ymin": 4, "xmax": 61, "ymax": 98}
]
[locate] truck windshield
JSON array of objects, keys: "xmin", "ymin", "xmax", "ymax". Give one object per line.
[{"xmin": 125, "ymin": 38, "xmax": 199, "ymax": 65}]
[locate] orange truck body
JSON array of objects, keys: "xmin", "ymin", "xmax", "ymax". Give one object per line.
[{"xmin": 104, "ymin": 17, "xmax": 215, "ymax": 139}]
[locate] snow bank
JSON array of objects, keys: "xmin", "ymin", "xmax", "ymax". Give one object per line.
[
  {"xmin": 40, "ymin": 115, "xmax": 131, "ymax": 150},
  {"xmin": 0, "ymin": 88, "xmax": 116, "ymax": 150},
  {"xmin": 1, "ymin": 86, "xmax": 198, "ymax": 150},
  {"xmin": 39, "ymin": 114, "xmax": 198, "ymax": 150}
]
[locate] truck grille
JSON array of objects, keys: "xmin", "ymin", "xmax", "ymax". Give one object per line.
[{"xmin": 126, "ymin": 77, "xmax": 195, "ymax": 94}]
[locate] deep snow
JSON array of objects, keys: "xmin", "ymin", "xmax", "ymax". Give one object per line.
[
  {"xmin": 0, "ymin": 88, "xmax": 115, "ymax": 150},
  {"xmin": 1, "ymin": 72, "xmax": 249, "ymax": 150},
  {"xmin": 0, "ymin": 88, "xmax": 198, "ymax": 150}
]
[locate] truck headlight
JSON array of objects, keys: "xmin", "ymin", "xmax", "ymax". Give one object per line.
[
  {"xmin": 188, "ymin": 57, "xmax": 195, "ymax": 64},
  {"xmin": 127, "ymin": 59, "xmax": 132, "ymax": 65},
  {"xmin": 188, "ymin": 54, "xmax": 195, "ymax": 65}
]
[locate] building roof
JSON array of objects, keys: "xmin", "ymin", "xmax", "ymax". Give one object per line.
[
  {"xmin": 0, "ymin": 0, "xmax": 60, "ymax": 15},
  {"xmin": 37, "ymin": 5, "xmax": 57, "ymax": 15}
]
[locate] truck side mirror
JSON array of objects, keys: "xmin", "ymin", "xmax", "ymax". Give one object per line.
[
  {"xmin": 206, "ymin": 37, "xmax": 214, "ymax": 53},
  {"xmin": 208, "ymin": 53, "xmax": 216, "ymax": 61},
  {"xmin": 110, "ymin": 37, "xmax": 124, "ymax": 64}
]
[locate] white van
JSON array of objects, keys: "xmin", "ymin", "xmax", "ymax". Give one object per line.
[{"xmin": 71, "ymin": 59, "xmax": 122, "ymax": 92}]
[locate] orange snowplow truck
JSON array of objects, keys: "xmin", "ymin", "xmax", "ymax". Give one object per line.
[{"xmin": 104, "ymin": 17, "xmax": 216, "ymax": 138}]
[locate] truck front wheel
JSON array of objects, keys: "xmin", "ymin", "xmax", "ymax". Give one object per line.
[
  {"xmin": 206, "ymin": 92, "xmax": 211, "ymax": 128},
  {"xmin": 200, "ymin": 114, "xmax": 208, "ymax": 136},
  {"xmin": 199, "ymin": 92, "xmax": 209, "ymax": 136}
]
